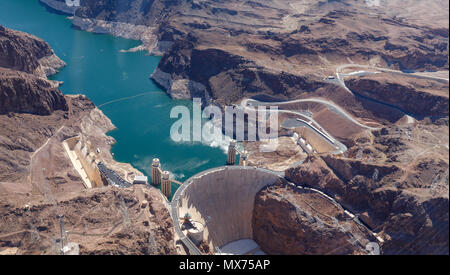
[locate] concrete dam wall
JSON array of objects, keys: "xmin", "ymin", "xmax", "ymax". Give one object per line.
[{"xmin": 174, "ymin": 166, "xmax": 282, "ymax": 252}]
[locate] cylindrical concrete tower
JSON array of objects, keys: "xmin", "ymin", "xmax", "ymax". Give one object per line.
[
  {"xmin": 152, "ymin": 158, "xmax": 161, "ymax": 186},
  {"xmin": 227, "ymin": 141, "xmax": 237, "ymax": 165},
  {"xmin": 161, "ymin": 171, "xmax": 171, "ymax": 199}
]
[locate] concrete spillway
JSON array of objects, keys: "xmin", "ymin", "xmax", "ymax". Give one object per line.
[{"xmin": 172, "ymin": 166, "xmax": 282, "ymax": 254}]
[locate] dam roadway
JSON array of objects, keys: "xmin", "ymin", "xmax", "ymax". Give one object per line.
[{"xmin": 171, "ymin": 166, "xmax": 382, "ymax": 255}]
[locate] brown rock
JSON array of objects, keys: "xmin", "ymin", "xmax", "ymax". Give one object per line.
[
  {"xmin": 346, "ymin": 74, "xmax": 449, "ymax": 119},
  {"xmin": 0, "ymin": 186, "xmax": 177, "ymax": 255},
  {"xmin": 252, "ymin": 180, "xmax": 376, "ymax": 255},
  {"xmin": 0, "ymin": 68, "xmax": 68, "ymax": 115}
]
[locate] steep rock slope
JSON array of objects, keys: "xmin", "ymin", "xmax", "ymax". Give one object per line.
[
  {"xmin": 74, "ymin": 0, "xmax": 183, "ymax": 26},
  {"xmin": 0, "ymin": 25, "xmax": 65, "ymax": 77},
  {"xmin": 286, "ymin": 122, "xmax": 449, "ymax": 255},
  {"xmin": 0, "ymin": 68, "xmax": 67, "ymax": 115},
  {"xmin": 346, "ymin": 73, "xmax": 449, "ymax": 119},
  {"xmin": 0, "ymin": 25, "xmax": 67, "ymax": 115},
  {"xmin": 41, "ymin": 0, "xmax": 449, "ymax": 104},
  {"xmin": 148, "ymin": 0, "xmax": 449, "ymax": 103},
  {"xmin": 0, "ymin": 25, "xmax": 70, "ymax": 181},
  {"xmin": 253, "ymin": 180, "xmax": 377, "ymax": 255},
  {"xmin": 0, "ymin": 186, "xmax": 177, "ymax": 255}
]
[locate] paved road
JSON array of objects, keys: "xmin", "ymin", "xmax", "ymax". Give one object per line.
[
  {"xmin": 335, "ymin": 64, "xmax": 449, "ymax": 121},
  {"xmin": 337, "ymin": 64, "xmax": 449, "ymax": 83},
  {"xmin": 97, "ymin": 162, "xmax": 132, "ymax": 188},
  {"xmin": 336, "ymin": 64, "xmax": 449, "ymax": 95},
  {"xmin": 243, "ymin": 97, "xmax": 381, "ymax": 131},
  {"xmin": 242, "ymin": 98, "xmax": 337, "ymax": 138},
  {"xmin": 241, "ymin": 98, "xmax": 347, "ymax": 154},
  {"xmin": 237, "ymin": 63, "xmax": 443, "ymax": 155},
  {"xmin": 171, "ymin": 180, "xmax": 202, "ymax": 255}
]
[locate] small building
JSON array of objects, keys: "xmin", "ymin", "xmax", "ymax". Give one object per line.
[{"xmin": 133, "ymin": 175, "xmax": 148, "ymax": 185}]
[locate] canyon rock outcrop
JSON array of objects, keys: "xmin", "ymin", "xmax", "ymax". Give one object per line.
[
  {"xmin": 346, "ymin": 74, "xmax": 449, "ymax": 119},
  {"xmin": 0, "ymin": 68, "xmax": 68, "ymax": 115},
  {"xmin": 1, "ymin": 25, "xmax": 174, "ymax": 255},
  {"xmin": 41, "ymin": 0, "xmax": 449, "ymax": 104},
  {"xmin": 0, "ymin": 25, "xmax": 65, "ymax": 78},
  {"xmin": 0, "ymin": 185, "xmax": 177, "ymax": 255},
  {"xmin": 286, "ymin": 122, "xmax": 449, "ymax": 255},
  {"xmin": 0, "ymin": 25, "xmax": 67, "ymax": 115},
  {"xmin": 253, "ymin": 180, "xmax": 377, "ymax": 255}
]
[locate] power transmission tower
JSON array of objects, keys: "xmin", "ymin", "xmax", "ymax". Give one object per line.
[{"xmin": 57, "ymin": 214, "xmax": 65, "ymax": 255}]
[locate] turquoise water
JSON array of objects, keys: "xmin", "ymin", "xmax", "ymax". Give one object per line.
[{"xmin": 0, "ymin": 0, "xmax": 228, "ymax": 199}]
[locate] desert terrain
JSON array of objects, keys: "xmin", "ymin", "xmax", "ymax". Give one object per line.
[
  {"xmin": 0, "ymin": 24, "xmax": 175, "ymax": 255},
  {"xmin": 0, "ymin": 0, "xmax": 447, "ymax": 254}
]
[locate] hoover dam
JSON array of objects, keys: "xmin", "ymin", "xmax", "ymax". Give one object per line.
[
  {"xmin": 171, "ymin": 165, "xmax": 381, "ymax": 255},
  {"xmin": 172, "ymin": 166, "xmax": 282, "ymax": 255},
  {"xmin": 0, "ymin": 0, "xmax": 448, "ymax": 257}
]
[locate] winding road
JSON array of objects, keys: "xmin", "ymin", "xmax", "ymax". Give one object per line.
[
  {"xmin": 240, "ymin": 98, "xmax": 347, "ymax": 154},
  {"xmin": 337, "ymin": 64, "xmax": 449, "ymax": 84},
  {"xmin": 335, "ymin": 64, "xmax": 449, "ymax": 96},
  {"xmin": 243, "ymin": 97, "xmax": 381, "ymax": 131}
]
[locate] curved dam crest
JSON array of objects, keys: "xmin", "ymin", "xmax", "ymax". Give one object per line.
[
  {"xmin": 173, "ymin": 166, "xmax": 282, "ymax": 254},
  {"xmin": 173, "ymin": 166, "xmax": 381, "ymax": 255}
]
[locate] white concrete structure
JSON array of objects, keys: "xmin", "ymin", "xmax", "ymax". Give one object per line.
[
  {"xmin": 62, "ymin": 242, "xmax": 80, "ymax": 255},
  {"xmin": 186, "ymin": 221, "xmax": 205, "ymax": 246},
  {"xmin": 62, "ymin": 136, "xmax": 103, "ymax": 188},
  {"xmin": 133, "ymin": 175, "xmax": 148, "ymax": 185},
  {"xmin": 217, "ymin": 239, "xmax": 265, "ymax": 255},
  {"xmin": 174, "ymin": 166, "xmax": 282, "ymax": 254}
]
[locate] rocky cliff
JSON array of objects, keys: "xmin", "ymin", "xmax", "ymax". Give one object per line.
[
  {"xmin": 286, "ymin": 121, "xmax": 449, "ymax": 254},
  {"xmin": 253, "ymin": 180, "xmax": 377, "ymax": 255},
  {"xmin": 0, "ymin": 185, "xmax": 177, "ymax": 255},
  {"xmin": 74, "ymin": 0, "xmax": 183, "ymax": 26},
  {"xmin": 40, "ymin": 0, "xmax": 449, "ymax": 104},
  {"xmin": 0, "ymin": 25, "xmax": 67, "ymax": 115},
  {"xmin": 0, "ymin": 25, "xmax": 176, "ymax": 255},
  {"xmin": 346, "ymin": 73, "xmax": 449, "ymax": 119},
  {"xmin": 0, "ymin": 68, "xmax": 68, "ymax": 115},
  {"xmin": 150, "ymin": 0, "xmax": 448, "ymax": 103},
  {"xmin": 152, "ymin": 40, "xmax": 324, "ymax": 104},
  {"xmin": 0, "ymin": 25, "xmax": 65, "ymax": 78}
]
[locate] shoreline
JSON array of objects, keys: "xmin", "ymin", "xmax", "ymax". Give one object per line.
[
  {"xmin": 38, "ymin": 0, "xmax": 173, "ymax": 55},
  {"xmin": 35, "ymin": 0, "xmax": 191, "ymax": 209},
  {"xmin": 38, "ymin": 0, "xmax": 77, "ymax": 15},
  {"xmin": 35, "ymin": 1, "xmax": 161, "ymax": 191}
]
